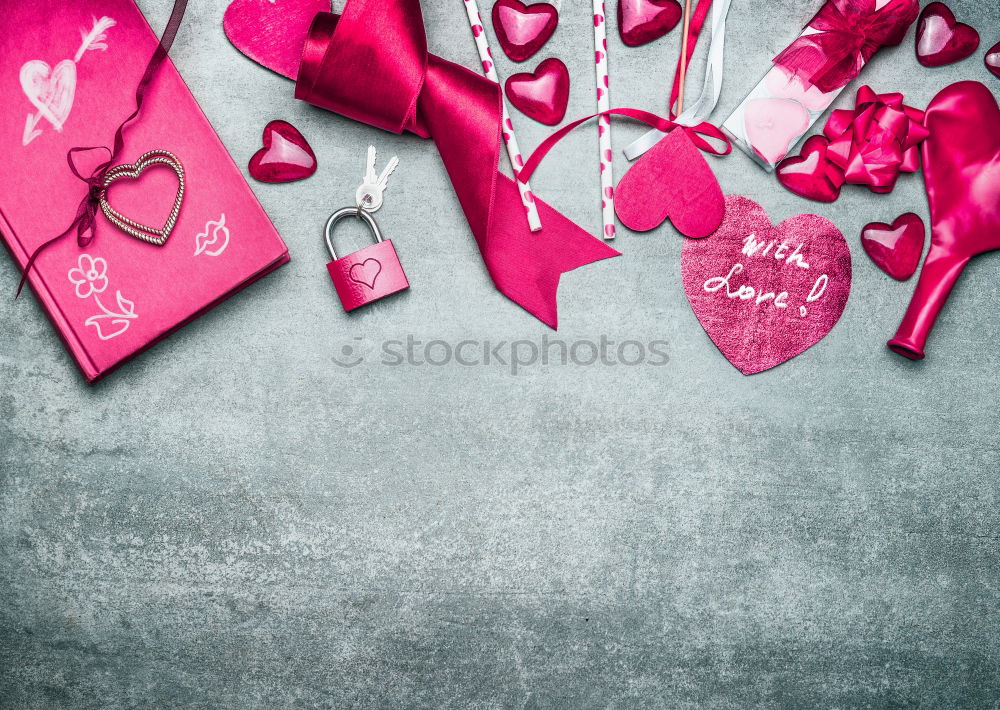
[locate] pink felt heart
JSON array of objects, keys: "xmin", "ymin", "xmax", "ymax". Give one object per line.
[
  {"xmin": 614, "ymin": 128, "xmax": 724, "ymax": 237},
  {"xmin": 681, "ymin": 195, "xmax": 852, "ymax": 374},
  {"xmin": 915, "ymin": 2, "xmax": 979, "ymax": 68},
  {"xmin": 744, "ymin": 97, "xmax": 810, "ymax": 164},
  {"xmin": 223, "ymin": 0, "xmax": 329, "ymax": 80},
  {"xmin": 492, "ymin": 0, "xmax": 559, "ymax": 63},
  {"xmin": 617, "ymin": 0, "xmax": 682, "ymax": 47},
  {"xmin": 860, "ymin": 213, "xmax": 924, "ymax": 281},
  {"xmin": 248, "ymin": 120, "xmax": 317, "ymax": 183},
  {"xmin": 505, "ymin": 58, "xmax": 569, "ymax": 125},
  {"xmin": 775, "ymin": 135, "xmax": 845, "ymax": 203}
]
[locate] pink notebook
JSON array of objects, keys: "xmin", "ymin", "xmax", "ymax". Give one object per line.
[{"xmin": 0, "ymin": 0, "xmax": 289, "ymax": 382}]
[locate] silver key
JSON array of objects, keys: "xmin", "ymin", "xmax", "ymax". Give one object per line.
[{"xmin": 356, "ymin": 146, "xmax": 398, "ymax": 212}]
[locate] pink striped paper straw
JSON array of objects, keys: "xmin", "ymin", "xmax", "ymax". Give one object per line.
[
  {"xmin": 462, "ymin": 0, "xmax": 542, "ymax": 232},
  {"xmin": 593, "ymin": 0, "xmax": 614, "ymax": 239}
]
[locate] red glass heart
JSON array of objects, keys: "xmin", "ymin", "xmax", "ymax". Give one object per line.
[
  {"xmin": 775, "ymin": 135, "xmax": 845, "ymax": 203},
  {"xmin": 505, "ymin": 57, "xmax": 569, "ymax": 125},
  {"xmin": 492, "ymin": 0, "xmax": 558, "ymax": 63},
  {"xmin": 248, "ymin": 119, "xmax": 317, "ymax": 183},
  {"xmin": 915, "ymin": 2, "xmax": 979, "ymax": 68},
  {"xmin": 617, "ymin": 0, "xmax": 681, "ymax": 47},
  {"xmin": 986, "ymin": 41, "xmax": 1000, "ymax": 79},
  {"xmin": 861, "ymin": 213, "xmax": 924, "ymax": 281}
]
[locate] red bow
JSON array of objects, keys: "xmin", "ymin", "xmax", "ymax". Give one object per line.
[
  {"xmin": 773, "ymin": 0, "xmax": 918, "ymax": 93},
  {"xmin": 824, "ymin": 85, "xmax": 928, "ymax": 192},
  {"xmin": 295, "ymin": 0, "xmax": 618, "ymax": 328}
]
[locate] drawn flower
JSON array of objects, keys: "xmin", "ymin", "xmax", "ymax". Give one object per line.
[{"xmin": 67, "ymin": 254, "xmax": 108, "ymax": 298}]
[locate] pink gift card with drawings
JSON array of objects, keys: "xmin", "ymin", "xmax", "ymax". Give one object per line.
[{"xmin": 0, "ymin": 0, "xmax": 289, "ymax": 382}]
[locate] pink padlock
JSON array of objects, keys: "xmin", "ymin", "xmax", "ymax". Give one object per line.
[{"xmin": 324, "ymin": 207, "xmax": 409, "ymax": 311}]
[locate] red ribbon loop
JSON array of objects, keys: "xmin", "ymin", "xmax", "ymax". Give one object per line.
[
  {"xmin": 773, "ymin": 0, "xmax": 919, "ymax": 93},
  {"xmin": 294, "ymin": 1, "xmax": 618, "ymax": 328}
]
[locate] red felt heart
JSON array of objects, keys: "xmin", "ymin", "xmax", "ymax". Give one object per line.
[
  {"xmin": 505, "ymin": 58, "xmax": 569, "ymax": 126},
  {"xmin": 617, "ymin": 0, "xmax": 681, "ymax": 47},
  {"xmin": 915, "ymin": 2, "xmax": 980, "ymax": 68},
  {"xmin": 223, "ymin": 0, "xmax": 328, "ymax": 80},
  {"xmin": 986, "ymin": 41, "xmax": 1000, "ymax": 79},
  {"xmin": 681, "ymin": 195, "xmax": 852, "ymax": 374},
  {"xmin": 860, "ymin": 212, "xmax": 924, "ymax": 281},
  {"xmin": 775, "ymin": 135, "xmax": 846, "ymax": 203},
  {"xmin": 614, "ymin": 128, "xmax": 724, "ymax": 237},
  {"xmin": 492, "ymin": 0, "xmax": 559, "ymax": 63},
  {"xmin": 248, "ymin": 120, "xmax": 317, "ymax": 183}
]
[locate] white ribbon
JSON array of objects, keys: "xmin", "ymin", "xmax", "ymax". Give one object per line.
[{"xmin": 623, "ymin": 0, "xmax": 733, "ymax": 160}]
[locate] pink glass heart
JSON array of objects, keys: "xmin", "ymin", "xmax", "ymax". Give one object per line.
[
  {"xmin": 744, "ymin": 97, "xmax": 810, "ymax": 164},
  {"xmin": 681, "ymin": 195, "xmax": 852, "ymax": 375},
  {"xmin": 861, "ymin": 213, "xmax": 924, "ymax": 281},
  {"xmin": 248, "ymin": 120, "xmax": 317, "ymax": 183},
  {"xmin": 775, "ymin": 135, "xmax": 845, "ymax": 203},
  {"xmin": 614, "ymin": 128, "xmax": 724, "ymax": 237},
  {"xmin": 915, "ymin": 2, "xmax": 980, "ymax": 68},
  {"xmin": 617, "ymin": 0, "xmax": 681, "ymax": 47},
  {"xmin": 986, "ymin": 41, "xmax": 1000, "ymax": 79},
  {"xmin": 492, "ymin": 0, "xmax": 558, "ymax": 62},
  {"xmin": 505, "ymin": 57, "xmax": 569, "ymax": 125}
]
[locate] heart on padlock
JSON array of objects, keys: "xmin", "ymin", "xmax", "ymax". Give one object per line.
[
  {"xmin": 99, "ymin": 150, "xmax": 185, "ymax": 246},
  {"xmin": 349, "ymin": 258, "xmax": 382, "ymax": 289}
]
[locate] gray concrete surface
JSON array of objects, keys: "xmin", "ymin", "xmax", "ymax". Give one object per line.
[{"xmin": 2, "ymin": 0, "xmax": 998, "ymax": 707}]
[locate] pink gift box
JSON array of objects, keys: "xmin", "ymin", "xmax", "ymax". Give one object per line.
[{"xmin": 0, "ymin": 0, "xmax": 288, "ymax": 382}]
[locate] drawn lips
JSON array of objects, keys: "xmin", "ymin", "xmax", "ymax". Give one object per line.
[
  {"xmin": 20, "ymin": 59, "xmax": 77, "ymax": 131},
  {"xmin": 349, "ymin": 258, "xmax": 382, "ymax": 289}
]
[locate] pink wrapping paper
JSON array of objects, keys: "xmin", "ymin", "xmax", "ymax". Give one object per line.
[{"xmin": 0, "ymin": 0, "xmax": 288, "ymax": 382}]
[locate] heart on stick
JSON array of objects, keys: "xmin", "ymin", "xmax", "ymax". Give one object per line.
[
  {"xmin": 915, "ymin": 2, "xmax": 979, "ymax": 68},
  {"xmin": 614, "ymin": 128, "xmax": 724, "ymax": 237},
  {"xmin": 99, "ymin": 151, "xmax": 185, "ymax": 246},
  {"xmin": 505, "ymin": 58, "xmax": 570, "ymax": 126},
  {"xmin": 681, "ymin": 195, "xmax": 852, "ymax": 374},
  {"xmin": 492, "ymin": 0, "xmax": 559, "ymax": 62},
  {"xmin": 20, "ymin": 59, "xmax": 77, "ymax": 131},
  {"xmin": 248, "ymin": 119, "xmax": 317, "ymax": 183},
  {"xmin": 617, "ymin": 0, "xmax": 681, "ymax": 47},
  {"xmin": 860, "ymin": 213, "xmax": 924, "ymax": 281}
]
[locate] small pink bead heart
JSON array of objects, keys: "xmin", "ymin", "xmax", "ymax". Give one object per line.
[
  {"xmin": 248, "ymin": 120, "xmax": 317, "ymax": 183},
  {"xmin": 775, "ymin": 135, "xmax": 845, "ymax": 203},
  {"xmin": 860, "ymin": 213, "xmax": 925, "ymax": 281},
  {"xmin": 617, "ymin": 0, "xmax": 682, "ymax": 47},
  {"xmin": 986, "ymin": 41, "xmax": 1000, "ymax": 79},
  {"xmin": 492, "ymin": 0, "xmax": 559, "ymax": 63},
  {"xmin": 681, "ymin": 195, "xmax": 852, "ymax": 375},
  {"xmin": 915, "ymin": 2, "xmax": 980, "ymax": 68},
  {"xmin": 505, "ymin": 58, "xmax": 569, "ymax": 126},
  {"xmin": 743, "ymin": 97, "xmax": 810, "ymax": 165},
  {"xmin": 614, "ymin": 128, "xmax": 724, "ymax": 237}
]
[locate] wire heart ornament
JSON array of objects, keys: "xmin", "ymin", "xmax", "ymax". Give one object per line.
[{"xmin": 99, "ymin": 150, "xmax": 185, "ymax": 246}]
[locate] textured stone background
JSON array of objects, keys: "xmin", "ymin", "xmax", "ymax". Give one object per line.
[{"xmin": 2, "ymin": 0, "xmax": 998, "ymax": 708}]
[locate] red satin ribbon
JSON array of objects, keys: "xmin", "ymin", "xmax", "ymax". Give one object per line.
[
  {"xmin": 773, "ymin": 0, "xmax": 918, "ymax": 93},
  {"xmin": 294, "ymin": 1, "xmax": 618, "ymax": 328},
  {"xmin": 823, "ymin": 85, "xmax": 928, "ymax": 193},
  {"xmin": 16, "ymin": 0, "xmax": 189, "ymax": 297}
]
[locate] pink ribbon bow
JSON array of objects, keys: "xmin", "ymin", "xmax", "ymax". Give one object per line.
[
  {"xmin": 295, "ymin": 0, "xmax": 618, "ymax": 328},
  {"xmin": 773, "ymin": 0, "xmax": 919, "ymax": 93},
  {"xmin": 823, "ymin": 85, "xmax": 929, "ymax": 193}
]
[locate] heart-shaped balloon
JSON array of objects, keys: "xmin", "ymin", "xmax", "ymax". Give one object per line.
[
  {"xmin": 860, "ymin": 213, "xmax": 924, "ymax": 280},
  {"xmin": 681, "ymin": 195, "xmax": 852, "ymax": 374},
  {"xmin": 985, "ymin": 41, "xmax": 1000, "ymax": 79},
  {"xmin": 223, "ymin": 0, "xmax": 329, "ymax": 80},
  {"xmin": 617, "ymin": 0, "xmax": 681, "ymax": 47},
  {"xmin": 775, "ymin": 135, "xmax": 846, "ymax": 203},
  {"xmin": 248, "ymin": 120, "xmax": 317, "ymax": 183},
  {"xmin": 505, "ymin": 57, "xmax": 569, "ymax": 125},
  {"xmin": 743, "ymin": 97, "xmax": 810, "ymax": 165},
  {"xmin": 492, "ymin": 0, "xmax": 558, "ymax": 62},
  {"xmin": 614, "ymin": 128, "xmax": 724, "ymax": 237},
  {"xmin": 915, "ymin": 2, "xmax": 979, "ymax": 68}
]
